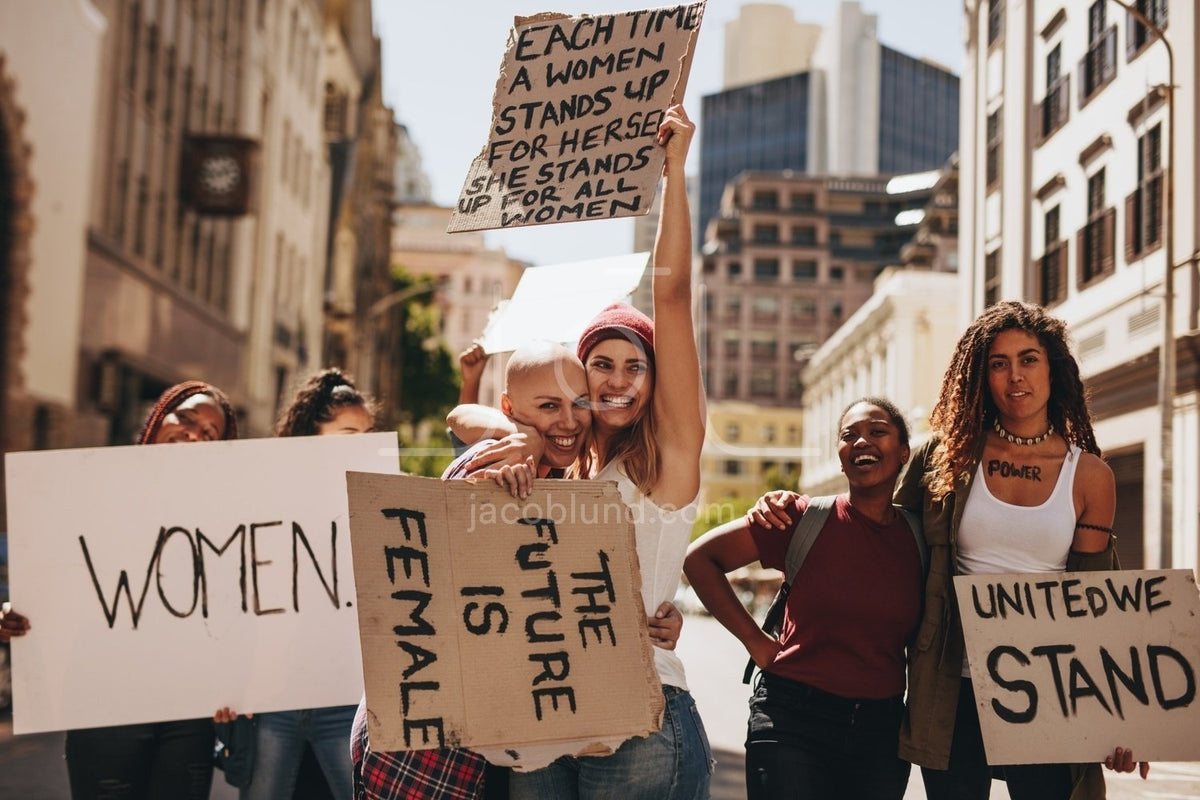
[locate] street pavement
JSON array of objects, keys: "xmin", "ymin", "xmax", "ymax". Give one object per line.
[{"xmin": 1, "ymin": 613, "xmax": 1197, "ymax": 798}]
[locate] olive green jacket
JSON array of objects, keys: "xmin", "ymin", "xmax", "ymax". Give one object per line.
[{"xmin": 895, "ymin": 438, "xmax": 1120, "ymax": 800}]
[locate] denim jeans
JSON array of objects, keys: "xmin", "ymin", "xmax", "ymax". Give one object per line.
[
  {"xmin": 65, "ymin": 719, "xmax": 215, "ymax": 800},
  {"xmin": 508, "ymin": 685, "xmax": 713, "ymax": 800},
  {"xmin": 920, "ymin": 680, "xmax": 1072, "ymax": 800},
  {"xmin": 744, "ymin": 672, "xmax": 910, "ymax": 800},
  {"xmin": 242, "ymin": 705, "xmax": 357, "ymax": 800}
]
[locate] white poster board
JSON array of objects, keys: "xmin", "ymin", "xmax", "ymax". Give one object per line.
[
  {"xmin": 954, "ymin": 569, "xmax": 1200, "ymax": 764},
  {"xmin": 479, "ymin": 252, "xmax": 649, "ymax": 353},
  {"xmin": 4, "ymin": 432, "xmax": 399, "ymax": 734}
]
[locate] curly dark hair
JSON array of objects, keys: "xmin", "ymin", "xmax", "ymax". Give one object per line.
[
  {"xmin": 137, "ymin": 381, "xmax": 239, "ymax": 444},
  {"xmin": 274, "ymin": 368, "xmax": 375, "ymax": 438},
  {"xmin": 927, "ymin": 301, "xmax": 1099, "ymax": 500}
]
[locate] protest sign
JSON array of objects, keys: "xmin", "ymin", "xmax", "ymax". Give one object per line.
[
  {"xmin": 479, "ymin": 252, "xmax": 648, "ymax": 353},
  {"xmin": 449, "ymin": 2, "xmax": 705, "ymax": 232},
  {"xmin": 954, "ymin": 569, "xmax": 1200, "ymax": 764},
  {"xmin": 4, "ymin": 432, "xmax": 399, "ymax": 734},
  {"xmin": 346, "ymin": 472, "xmax": 662, "ymax": 764}
]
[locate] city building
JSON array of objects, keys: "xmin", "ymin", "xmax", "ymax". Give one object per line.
[
  {"xmin": 698, "ymin": 1, "xmax": 959, "ymax": 245},
  {"xmin": 960, "ymin": 0, "xmax": 1198, "ymax": 569},
  {"xmin": 700, "ymin": 400, "xmax": 807, "ymax": 505},
  {"xmin": 699, "ymin": 171, "xmax": 935, "ymax": 407},
  {"xmin": 0, "ymin": 0, "xmax": 106, "ymax": 528},
  {"xmin": 390, "ymin": 203, "xmax": 524, "ymax": 409},
  {"xmin": 721, "ymin": 3, "xmax": 821, "ymax": 89}
]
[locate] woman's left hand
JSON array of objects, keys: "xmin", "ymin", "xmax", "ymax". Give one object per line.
[
  {"xmin": 647, "ymin": 601, "xmax": 683, "ymax": 650},
  {"xmin": 1104, "ymin": 747, "xmax": 1149, "ymax": 778},
  {"xmin": 471, "ymin": 457, "xmax": 537, "ymax": 499}
]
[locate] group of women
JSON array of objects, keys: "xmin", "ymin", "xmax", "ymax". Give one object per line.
[{"xmin": 0, "ymin": 98, "xmax": 1153, "ymax": 800}]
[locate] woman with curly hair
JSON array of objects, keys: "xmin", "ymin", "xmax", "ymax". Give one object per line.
[
  {"xmin": 214, "ymin": 368, "xmax": 373, "ymax": 800},
  {"xmin": 896, "ymin": 300, "xmax": 1146, "ymax": 799}
]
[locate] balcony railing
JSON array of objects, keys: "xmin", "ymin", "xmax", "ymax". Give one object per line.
[
  {"xmin": 1036, "ymin": 74, "xmax": 1070, "ymax": 145},
  {"xmin": 1076, "ymin": 207, "xmax": 1115, "ymax": 287}
]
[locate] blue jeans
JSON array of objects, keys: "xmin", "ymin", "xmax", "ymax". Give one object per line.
[
  {"xmin": 65, "ymin": 719, "xmax": 215, "ymax": 799},
  {"xmin": 920, "ymin": 680, "xmax": 1072, "ymax": 800},
  {"xmin": 242, "ymin": 705, "xmax": 357, "ymax": 800},
  {"xmin": 744, "ymin": 672, "xmax": 910, "ymax": 800},
  {"xmin": 509, "ymin": 685, "xmax": 713, "ymax": 800}
]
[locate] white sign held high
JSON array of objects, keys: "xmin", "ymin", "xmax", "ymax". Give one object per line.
[{"xmin": 4, "ymin": 432, "xmax": 399, "ymax": 734}]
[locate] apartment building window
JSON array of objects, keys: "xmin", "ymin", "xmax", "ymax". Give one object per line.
[
  {"xmin": 753, "ymin": 258, "xmax": 780, "ymax": 282},
  {"xmin": 750, "ymin": 333, "xmax": 777, "ymax": 360},
  {"xmin": 1078, "ymin": 168, "xmax": 1115, "ymax": 286},
  {"xmin": 724, "ymin": 294, "xmax": 742, "ymax": 321},
  {"xmin": 1125, "ymin": 123, "xmax": 1163, "ymax": 260},
  {"xmin": 830, "ymin": 300, "xmax": 843, "ymax": 320},
  {"xmin": 1038, "ymin": 45, "xmax": 1070, "ymax": 144},
  {"xmin": 722, "ymin": 371, "xmax": 738, "ymax": 397},
  {"xmin": 723, "ymin": 460, "xmax": 741, "ymax": 476},
  {"xmin": 791, "ymin": 192, "xmax": 815, "ymax": 212},
  {"xmin": 163, "ymin": 47, "xmax": 176, "ymax": 124},
  {"xmin": 984, "ymin": 247, "xmax": 1001, "ymax": 306},
  {"xmin": 792, "ymin": 260, "xmax": 817, "ymax": 281},
  {"xmin": 144, "ymin": 24, "xmax": 158, "ymax": 109},
  {"xmin": 790, "ymin": 296, "xmax": 817, "ymax": 320},
  {"xmin": 987, "ymin": 0, "xmax": 1004, "ymax": 46},
  {"xmin": 1127, "ymin": 0, "xmax": 1168, "ymax": 60},
  {"xmin": 753, "ymin": 224, "xmax": 779, "ymax": 244},
  {"xmin": 986, "ymin": 108, "xmax": 1002, "ymax": 192},
  {"xmin": 722, "ymin": 332, "xmax": 740, "ymax": 359},
  {"xmin": 724, "ymin": 423, "xmax": 740, "ymax": 442},
  {"xmin": 751, "ymin": 190, "xmax": 778, "ymax": 211},
  {"xmin": 829, "ymin": 266, "xmax": 844, "ymax": 281},
  {"xmin": 786, "ymin": 371, "xmax": 804, "ymax": 399},
  {"xmin": 750, "ymin": 368, "xmax": 777, "ymax": 397},
  {"xmin": 752, "ymin": 295, "xmax": 780, "ymax": 322},
  {"xmin": 1038, "ymin": 205, "xmax": 1068, "ymax": 306},
  {"xmin": 791, "ymin": 226, "xmax": 817, "ymax": 246},
  {"xmin": 1080, "ymin": 1, "xmax": 1117, "ymax": 106}
]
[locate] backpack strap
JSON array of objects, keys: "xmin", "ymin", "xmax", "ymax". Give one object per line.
[
  {"xmin": 896, "ymin": 507, "xmax": 928, "ymax": 576},
  {"xmin": 742, "ymin": 495, "xmax": 836, "ymax": 684}
]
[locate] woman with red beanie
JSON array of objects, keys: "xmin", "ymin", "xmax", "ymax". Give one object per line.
[{"xmin": 55, "ymin": 381, "xmax": 236, "ymax": 799}]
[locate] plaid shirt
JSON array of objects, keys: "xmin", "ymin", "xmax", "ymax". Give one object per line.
[{"xmin": 352, "ymin": 698, "xmax": 487, "ymax": 800}]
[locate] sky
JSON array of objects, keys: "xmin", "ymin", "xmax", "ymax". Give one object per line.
[{"xmin": 371, "ymin": 0, "xmax": 964, "ymax": 267}]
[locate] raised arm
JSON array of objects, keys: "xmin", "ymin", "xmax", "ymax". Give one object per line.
[{"xmin": 649, "ymin": 105, "xmax": 705, "ymax": 507}]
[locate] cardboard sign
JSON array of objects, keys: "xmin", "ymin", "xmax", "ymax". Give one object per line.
[
  {"xmin": 954, "ymin": 569, "xmax": 1200, "ymax": 764},
  {"xmin": 4, "ymin": 433, "xmax": 399, "ymax": 734},
  {"xmin": 479, "ymin": 252, "xmax": 649, "ymax": 353},
  {"xmin": 346, "ymin": 472, "xmax": 662, "ymax": 763},
  {"xmin": 449, "ymin": 2, "xmax": 705, "ymax": 232}
]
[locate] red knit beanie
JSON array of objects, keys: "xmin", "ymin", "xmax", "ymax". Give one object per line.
[{"xmin": 576, "ymin": 303, "xmax": 656, "ymax": 363}]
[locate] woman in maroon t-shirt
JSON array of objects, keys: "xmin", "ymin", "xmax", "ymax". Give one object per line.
[{"xmin": 684, "ymin": 397, "xmax": 922, "ymax": 800}]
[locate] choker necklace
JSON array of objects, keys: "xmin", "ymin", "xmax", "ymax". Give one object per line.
[{"xmin": 993, "ymin": 418, "xmax": 1054, "ymax": 446}]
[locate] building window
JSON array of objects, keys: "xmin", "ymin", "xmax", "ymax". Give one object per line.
[
  {"xmin": 750, "ymin": 368, "xmax": 777, "ymax": 397},
  {"xmin": 1078, "ymin": 168, "xmax": 1115, "ymax": 286},
  {"xmin": 829, "ymin": 300, "xmax": 843, "ymax": 320},
  {"xmin": 762, "ymin": 425, "xmax": 776, "ymax": 443},
  {"xmin": 752, "ymin": 295, "xmax": 780, "ymax": 321},
  {"xmin": 1038, "ymin": 205, "xmax": 1067, "ymax": 306},
  {"xmin": 790, "ymin": 296, "xmax": 817, "ymax": 320},
  {"xmin": 791, "ymin": 226, "xmax": 817, "ymax": 246},
  {"xmin": 724, "ymin": 423, "xmax": 740, "ymax": 442},
  {"xmin": 1125, "ymin": 123, "xmax": 1163, "ymax": 261},
  {"xmin": 984, "ymin": 247, "xmax": 1001, "ymax": 306},
  {"xmin": 986, "ymin": 108, "xmax": 1002, "ymax": 192},
  {"xmin": 1038, "ymin": 45, "xmax": 1070, "ymax": 144},
  {"xmin": 987, "ymin": 1, "xmax": 1004, "ymax": 46},
  {"xmin": 790, "ymin": 192, "xmax": 815, "ymax": 212},
  {"xmin": 723, "ymin": 460, "xmax": 741, "ymax": 476},
  {"xmin": 1080, "ymin": 1, "xmax": 1117, "ymax": 106},
  {"xmin": 753, "ymin": 258, "xmax": 780, "ymax": 282},
  {"xmin": 753, "ymin": 224, "xmax": 779, "ymax": 244},
  {"xmin": 786, "ymin": 371, "xmax": 804, "ymax": 399},
  {"xmin": 727, "ymin": 261, "xmax": 742, "ymax": 280},
  {"xmin": 750, "ymin": 333, "xmax": 777, "ymax": 360},
  {"xmin": 792, "ymin": 260, "xmax": 817, "ymax": 281},
  {"xmin": 751, "ymin": 190, "xmax": 779, "ymax": 211},
  {"xmin": 724, "ymin": 294, "xmax": 742, "ymax": 321},
  {"xmin": 829, "ymin": 265, "xmax": 844, "ymax": 281},
  {"xmin": 722, "ymin": 371, "xmax": 739, "ymax": 396},
  {"xmin": 723, "ymin": 332, "xmax": 740, "ymax": 358},
  {"xmin": 1126, "ymin": 0, "xmax": 1168, "ymax": 61}
]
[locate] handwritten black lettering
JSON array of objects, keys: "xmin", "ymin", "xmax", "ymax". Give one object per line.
[{"xmin": 986, "ymin": 460, "xmax": 1042, "ymax": 481}]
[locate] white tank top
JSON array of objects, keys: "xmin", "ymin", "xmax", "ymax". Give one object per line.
[
  {"xmin": 958, "ymin": 444, "xmax": 1082, "ymax": 576},
  {"xmin": 597, "ymin": 459, "xmax": 695, "ymax": 691}
]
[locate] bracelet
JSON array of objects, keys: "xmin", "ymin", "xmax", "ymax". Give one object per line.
[{"xmin": 1075, "ymin": 521, "xmax": 1114, "ymax": 534}]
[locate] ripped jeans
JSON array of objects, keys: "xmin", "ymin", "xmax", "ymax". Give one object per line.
[{"xmin": 65, "ymin": 719, "xmax": 214, "ymax": 800}]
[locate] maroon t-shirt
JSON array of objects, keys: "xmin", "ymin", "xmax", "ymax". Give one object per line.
[{"xmin": 750, "ymin": 494, "xmax": 922, "ymax": 699}]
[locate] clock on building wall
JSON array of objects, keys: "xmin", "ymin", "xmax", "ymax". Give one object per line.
[{"xmin": 180, "ymin": 135, "xmax": 259, "ymax": 216}]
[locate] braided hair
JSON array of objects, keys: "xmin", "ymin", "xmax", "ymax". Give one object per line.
[
  {"xmin": 275, "ymin": 368, "xmax": 375, "ymax": 438},
  {"xmin": 137, "ymin": 381, "xmax": 239, "ymax": 444},
  {"xmin": 927, "ymin": 301, "xmax": 1099, "ymax": 501}
]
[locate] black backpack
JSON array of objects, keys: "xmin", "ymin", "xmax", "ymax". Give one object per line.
[{"xmin": 742, "ymin": 495, "xmax": 926, "ymax": 684}]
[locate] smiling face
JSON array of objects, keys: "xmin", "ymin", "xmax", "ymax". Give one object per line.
[
  {"xmin": 502, "ymin": 358, "xmax": 592, "ymax": 471},
  {"xmin": 837, "ymin": 402, "xmax": 909, "ymax": 492},
  {"xmin": 317, "ymin": 404, "xmax": 373, "ymax": 436},
  {"xmin": 583, "ymin": 338, "xmax": 653, "ymax": 433},
  {"xmin": 153, "ymin": 393, "xmax": 227, "ymax": 444},
  {"xmin": 986, "ymin": 328, "xmax": 1051, "ymax": 428}
]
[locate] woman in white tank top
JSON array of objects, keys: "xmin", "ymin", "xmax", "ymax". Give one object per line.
[{"xmin": 896, "ymin": 301, "xmax": 1147, "ymax": 800}]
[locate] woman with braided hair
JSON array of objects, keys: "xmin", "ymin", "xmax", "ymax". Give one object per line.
[
  {"xmin": 56, "ymin": 381, "xmax": 238, "ymax": 799},
  {"xmin": 214, "ymin": 368, "xmax": 374, "ymax": 800},
  {"xmin": 895, "ymin": 300, "xmax": 1147, "ymax": 799}
]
